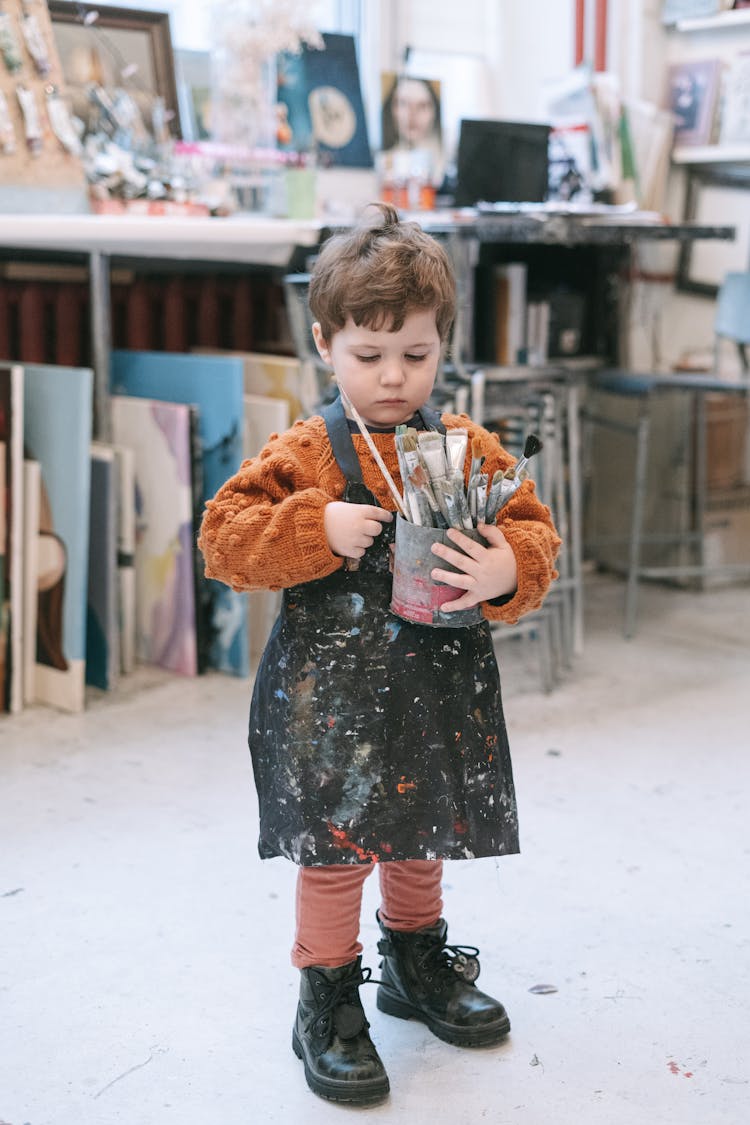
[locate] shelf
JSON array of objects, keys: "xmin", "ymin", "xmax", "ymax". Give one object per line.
[
  {"xmin": 672, "ymin": 143, "xmax": 750, "ymax": 164},
  {"xmin": 672, "ymin": 8, "xmax": 750, "ymax": 31}
]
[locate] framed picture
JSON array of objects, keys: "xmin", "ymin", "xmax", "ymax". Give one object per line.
[
  {"xmin": 379, "ymin": 73, "xmax": 445, "ymax": 187},
  {"xmin": 667, "ymin": 58, "xmax": 721, "ymax": 146},
  {"xmin": 677, "ymin": 171, "xmax": 750, "ymax": 295},
  {"xmin": 276, "ymin": 33, "xmax": 372, "ymax": 168},
  {"xmin": 48, "ymin": 2, "xmax": 181, "ymax": 140}
]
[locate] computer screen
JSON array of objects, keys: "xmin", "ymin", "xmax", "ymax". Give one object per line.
[{"xmin": 455, "ymin": 119, "xmax": 551, "ymax": 206}]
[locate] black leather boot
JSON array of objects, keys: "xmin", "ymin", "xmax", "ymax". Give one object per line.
[
  {"xmin": 376, "ymin": 913, "xmax": 511, "ymax": 1047},
  {"xmin": 292, "ymin": 956, "xmax": 390, "ymax": 1105}
]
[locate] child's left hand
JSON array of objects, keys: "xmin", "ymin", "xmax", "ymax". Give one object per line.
[{"xmin": 431, "ymin": 523, "xmax": 518, "ymax": 612}]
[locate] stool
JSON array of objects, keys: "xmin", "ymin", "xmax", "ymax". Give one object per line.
[
  {"xmin": 585, "ymin": 272, "xmax": 750, "ymax": 637},
  {"xmin": 585, "ymin": 370, "xmax": 749, "ymax": 637}
]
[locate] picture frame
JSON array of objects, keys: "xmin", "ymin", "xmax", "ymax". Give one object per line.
[
  {"xmin": 677, "ymin": 170, "xmax": 750, "ymax": 296},
  {"xmin": 48, "ymin": 2, "xmax": 181, "ymax": 140},
  {"xmin": 276, "ymin": 32, "xmax": 372, "ymax": 168},
  {"xmin": 667, "ymin": 58, "xmax": 721, "ymax": 147}
]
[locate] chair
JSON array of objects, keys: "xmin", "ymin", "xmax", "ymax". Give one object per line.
[
  {"xmin": 583, "ymin": 271, "xmax": 750, "ymax": 638},
  {"xmin": 477, "ymin": 375, "xmax": 577, "ymax": 692}
]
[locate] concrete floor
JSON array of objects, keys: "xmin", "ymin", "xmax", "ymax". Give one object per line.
[{"xmin": 2, "ymin": 572, "xmax": 749, "ymax": 1125}]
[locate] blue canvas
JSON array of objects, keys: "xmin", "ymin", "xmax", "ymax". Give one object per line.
[
  {"xmin": 110, "ymin": 351, "xmax": 248, "ymax": 677},
  {"xmin": 24, "ymin": 364, "xmax": 93, "ymax": 713}
]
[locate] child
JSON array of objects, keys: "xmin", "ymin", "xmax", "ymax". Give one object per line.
[{"xmin": 198, "ymin": 204, "xmax": 561, "ymax": 1107}]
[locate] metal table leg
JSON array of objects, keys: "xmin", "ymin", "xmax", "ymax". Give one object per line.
[{"xmin": 89, "ymin": 251, "xmax": 112, "ymax": 442}]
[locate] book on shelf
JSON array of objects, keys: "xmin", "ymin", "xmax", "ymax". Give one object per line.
[
  {"xmin": 111, "ymin": 396, "xmax": 199, "ymax": 679},
  {"xmin": 110, "ymin": 350, "xmax": 248, "ymax": 678},
  {"xmin": 525, "ymin": 301, "xmax": 551, "ymax": 367},
  {"xmin": 493, "ymin": 264, "xmax": 527, "ymax": 366},
  {"xmin": 24, "ymin": 364, "xmax": 93, "ymax": 715}
]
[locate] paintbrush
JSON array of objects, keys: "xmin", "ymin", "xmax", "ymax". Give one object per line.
[
  {"xmin": 467, "ymin": 435, "xmax": 485, "ymax": 521},
  {"xmin": 409, "ymin": 464, "xmax": 446, "ymax": 527},
  {"xmin": 338, "ymin": 387, "xmax": 408, "ymax": 519},
  {"xmin": 506, "ymin": 433, "xmax": 543, "ymax": 480}
]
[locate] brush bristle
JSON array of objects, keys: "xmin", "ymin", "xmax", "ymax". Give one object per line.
[
  {"xmin": 471, "ymin": 435, "xmax": 484, "ymax": 458},
  {"xmin": 409, "ymin": 463, "xmax": 428, "ymax": 488},
  {"xmin": 524, "ymin": 433, "xmax": 543, "ymax": 458}
]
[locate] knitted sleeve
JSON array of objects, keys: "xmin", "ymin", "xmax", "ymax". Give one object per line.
[
  {"xmin": 197, "ymin": 418, "xmax": 344, "ymax": 592},
  {"xmin": 444, "ymin": 415, "xmax": 562, "ymax": 625}
]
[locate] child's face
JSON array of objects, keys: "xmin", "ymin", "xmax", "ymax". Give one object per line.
[{"xmin": 312, "ymin": 309, "xmax": 441, "ymax": 428}]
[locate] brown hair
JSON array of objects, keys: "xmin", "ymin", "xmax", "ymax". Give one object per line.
[{"xmin": 308, "ymin": 202, "xmax": 456, "ymax": 343}]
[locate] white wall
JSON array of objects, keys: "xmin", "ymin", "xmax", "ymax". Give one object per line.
[{"xmin": 92, "ymin": 1, "xmax": 743, "ymax": 371}]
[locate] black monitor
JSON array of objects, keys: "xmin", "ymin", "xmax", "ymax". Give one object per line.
[{"xmin": 454, "ymin": 119, "xmax": 551, "ymax": 206}]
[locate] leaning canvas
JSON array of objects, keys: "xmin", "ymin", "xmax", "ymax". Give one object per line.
[
  {"xmin": 110, "ymin": 351, "xmax": 248, "ymax": 677},
  {"xmin": 0, "ymin": 363, "xmax": 24, "ymax": 713},
  {"xmin": 86, "ymin": 444, "xmax": 120, "ymax": 691},
  {"xmin": 23, "ymin": 364, "xmax": 93, "ymax": 714},
  {"xmin": 111, "ymin": 396, "xmax": 198, "ymax": 678}
]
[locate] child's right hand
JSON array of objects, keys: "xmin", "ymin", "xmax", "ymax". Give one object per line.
[{"xmin": 324, "ymin": 501, "xmax": 393, "ymax": 560}]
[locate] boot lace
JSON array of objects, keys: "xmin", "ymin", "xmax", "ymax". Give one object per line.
[
  {"xmin": 415, "ymin": 938, "xmax": 481, "ymax": 991},
  {"xmin": 305, "ymin": 964, "xmax": 377, "ymax": 1038}
]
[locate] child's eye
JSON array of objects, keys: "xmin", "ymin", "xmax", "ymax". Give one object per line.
[
  {"xmin": 405, "ymin": 353, "xmax": 428, "ymax": 362},
  {"xmin": 356, "ymin": 354, "xmax": 379, "ymax": 363}
]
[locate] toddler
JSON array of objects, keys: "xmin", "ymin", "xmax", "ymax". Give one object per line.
[{"xmin": 199, "ymin": 204, "xmax": 561, "ymax": 1106}]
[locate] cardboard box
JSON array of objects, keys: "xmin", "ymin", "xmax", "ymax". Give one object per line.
[
  {"xmin": 702, "ymin": 486, "xmax": 750, "ymax": 588},
  {"xmin": 704, "ymin": 394, "xmax": 748, "ymax": 492}
]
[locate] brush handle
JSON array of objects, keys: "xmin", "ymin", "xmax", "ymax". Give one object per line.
[{"xmin": 338, "ymin": 389, "xmax": 408, "ymax": 518}]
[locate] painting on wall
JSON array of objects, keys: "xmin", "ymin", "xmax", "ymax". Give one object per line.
[
  {"xmin": 48, "ymin": 1, "xmax": 181, "ymax": 142},
  {"xmin": 276, "ymin": 32, "xmax": 372, "ymax": 167},
  {"xmin": 667, "ymin": 58, "xmax": 721, "ymax": 146}
]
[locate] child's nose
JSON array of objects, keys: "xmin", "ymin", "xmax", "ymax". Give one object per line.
[{"xmin": 380, "ymin": 360, "xmax": 406, "ymax": 385}]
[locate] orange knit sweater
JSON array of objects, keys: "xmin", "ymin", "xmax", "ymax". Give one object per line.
[{"xmin": 198, "ymin": 411, "xmax": 561, "ymax": 625}]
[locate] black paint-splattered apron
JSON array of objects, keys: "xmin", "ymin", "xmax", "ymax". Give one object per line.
[{"xmin": 248, "ymin": 398, "xmax": 519, "ymax": 866}]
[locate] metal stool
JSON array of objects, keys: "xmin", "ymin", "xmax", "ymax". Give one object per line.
[{"xmin": 584, "ymin": 272, "xmax": 750, "ymax": 637}]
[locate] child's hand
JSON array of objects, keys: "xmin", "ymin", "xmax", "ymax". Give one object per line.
[
  {"xmin": 324, "ymin": 501, "xmax": 393, "ymax": 560},
  {"xmin": 430, "ymin": 523, "xmax": 518, "ymax": 612}
]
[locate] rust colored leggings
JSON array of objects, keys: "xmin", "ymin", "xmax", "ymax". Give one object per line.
[{"xmin": 292, "ymin": 859, "xmax": 443, "ymax": 969}]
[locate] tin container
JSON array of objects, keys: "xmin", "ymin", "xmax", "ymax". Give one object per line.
[{"xmin": 390, "ymin": 515, "xmax": 483, "ymax": 628}]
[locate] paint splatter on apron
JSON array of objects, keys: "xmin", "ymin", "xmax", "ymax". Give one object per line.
[{"xmin": 248, "ymin": 398, "xmax": 519, "ymax": 866}]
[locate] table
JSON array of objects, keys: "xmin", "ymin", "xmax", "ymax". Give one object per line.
[{"xmin": 0, "ymin": 208, "xmax": 737, "ymax": 656}]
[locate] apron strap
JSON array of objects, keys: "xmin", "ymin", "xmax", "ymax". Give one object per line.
[
  {"xmin": 321, "ymin": 395, "xmax": 447, "ymax": 485},
  {"xmin": 321, "ymin": 396, "xmax": 364, "ymax": 486},
  {"xmin": 417, "ymin": 405, "xmax": 447, "ymax": 434}
]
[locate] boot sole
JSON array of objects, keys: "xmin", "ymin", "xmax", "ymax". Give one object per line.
[
  {"xmin": 376, "ymin": 986, "xmax": 511, "ymax": 1048},
  {"xmin": 292, "ymin": 1029, "xmax": 390, "ymax": 1106}
]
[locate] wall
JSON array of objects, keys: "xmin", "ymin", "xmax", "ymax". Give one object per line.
[{"xmin": 88, "ymin": 1, "xmax": 742, "ymax": 371}]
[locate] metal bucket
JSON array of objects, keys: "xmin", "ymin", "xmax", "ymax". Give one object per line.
[{"xmin": 390, "ymin": 515, "xmax": 483, "ymax": 628}]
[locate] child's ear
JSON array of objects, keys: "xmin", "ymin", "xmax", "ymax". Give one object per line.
[{"xmin": 312, "ymin": 322, "xmax": 331, "ymax": 365}]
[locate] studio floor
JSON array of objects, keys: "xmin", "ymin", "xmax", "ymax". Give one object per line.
[{"xmin": 2, "ymin": 572, "xmax": 749, "ymax": 1125}]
